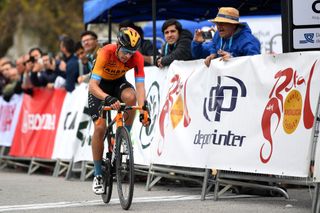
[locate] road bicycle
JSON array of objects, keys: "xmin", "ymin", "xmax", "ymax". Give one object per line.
[{"xmin": 97, "ymin": 101, "xmax": 150, "ymax": 210}]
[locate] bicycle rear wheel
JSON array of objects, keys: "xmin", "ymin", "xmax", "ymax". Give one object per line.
[
  {"xmin": 115, "ymin": 126, "xmax": 134, "ymax": 210},
  {"xmin": 101, "ymin": 157, "xmax": 113, "ymax": 203}
]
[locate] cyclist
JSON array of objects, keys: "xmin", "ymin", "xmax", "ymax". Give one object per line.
[{"xmin": 88, "ymin": 27, "xmax": 150, "ymax": 195}]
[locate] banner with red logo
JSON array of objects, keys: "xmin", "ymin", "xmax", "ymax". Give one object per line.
[
  {"xmin": 9, "ymin": 88, "xmax": 66, "ymax": 158},
  {"xmin": 151, "ymin": 52, "xmax": 320, "ymax": 177},
  {"xmin": 0, "ymin": 94, "xmax": 23, "ymax": 147}
]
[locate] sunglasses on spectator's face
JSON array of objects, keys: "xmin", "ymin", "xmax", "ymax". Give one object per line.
[{"xmin": 120, "ymin": 47, "xmax": 136, "ymax": 55}]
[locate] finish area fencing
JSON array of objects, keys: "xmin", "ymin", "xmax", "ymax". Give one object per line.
[{"xmin": 1, "ymin": 52, "xmax": 320, "ymax": 212}]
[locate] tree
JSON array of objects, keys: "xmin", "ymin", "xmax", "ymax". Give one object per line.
[{"xmin": 0, "ymin": 0, "xmax": 84, "ymax": 57}]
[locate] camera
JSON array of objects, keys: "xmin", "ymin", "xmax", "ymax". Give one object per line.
[
  {"xmin": 202, "ymin": 31, "xmax": 212, "ymax": 40},
  {"xmin": 29, "ymin": 56, "xmax": 36, "ymax": 63}
]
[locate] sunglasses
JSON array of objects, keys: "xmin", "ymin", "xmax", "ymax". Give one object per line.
[{"xmin": 120, "ymin": 47, "xmax": 136, "ymax": 55}]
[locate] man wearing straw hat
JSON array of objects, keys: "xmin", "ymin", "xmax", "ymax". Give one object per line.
[{"xmin": 191, "ymin": 7, "xmax": 260, "ymax": 67}]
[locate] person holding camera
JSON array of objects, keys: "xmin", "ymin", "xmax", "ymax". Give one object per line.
[
  {"xmin": 21, "ymin": 47, "xmax": 43, "ymax": 90},
  {"xmin": 30, "ymin": 53, "xmax": 58, "ymax": 88},
  {"xmin": 156, "ymin": 19, "xmax": 193, "ymax": 68},
  {"xmin": 191, "ymin": 7, "xmax": 260, "ymax": 66}
]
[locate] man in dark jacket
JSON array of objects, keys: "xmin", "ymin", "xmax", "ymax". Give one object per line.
[
  {"xmin": 59, "ymin": 36, "xmax": 79, "ymax": 92},
  {"xmin": 191, "ymin": 7, "xmax": 261, "ymax": 67},
  {"xmin": 157, "ymin": 19, "xmax": 193, "ymax": 68}
]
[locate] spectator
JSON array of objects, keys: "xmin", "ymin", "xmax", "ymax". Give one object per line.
[
  {"xmin": 80, "ymin": 30, "xmax": 100, "ymax": 70},
  {"xmin": 15, "ymin": 54, "xmax": 33, "ymax": 95},
  {"xmin": 75, "ymin": 41, "xmax": 91, "ymax": 84},
  {"xmin": 119, "ymin": 20, "xmax": 156, "ymax": 66},
  {"xmin": 0, "ymin": 57, "xmax": 11, "ymax": 67},
  {"xmin": 1, "ymin": 62, "xmax": 22, "ymax": 101},
  {"xmin": 156, "ymin": 19, "xmax": 193, "ymax": 68},
  {"xmin": 191, "ymin": 7, "xmax": 261, "ymax": 67},
  {"xmin": 15, "ymin": 55, "xmax": 27, "ymax": 75},
  {"xmin": 28, "ymin": 47, "xmax": 44, "ymax": 73},
  {"xmin": 59, "ymin": 36, "xmax": 79, "ymax": 92},
  {"xmin": 30, "ymin": 53, "xmax": 58, "ymax": 88},
  {"xmin": 0, "ymin": 58, "xmax": 11, "ymax": 95}
]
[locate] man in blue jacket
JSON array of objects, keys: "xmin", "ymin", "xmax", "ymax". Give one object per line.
[{"xmin": 191, "ymin": 7, "xmax": 261, "ymax": 67}]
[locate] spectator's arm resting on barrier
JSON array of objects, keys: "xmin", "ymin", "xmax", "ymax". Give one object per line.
[
  {"xmin": 204, "ymin": 53, "xmax": 217, "ymax": 67},
  {"xmin": 217, "ymin": 49, "xmax": 232, "ymax": 61}
]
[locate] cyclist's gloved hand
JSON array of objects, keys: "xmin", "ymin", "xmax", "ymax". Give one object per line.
[
  {"xmin": 104, "ymin": 95, "xmax": 118, "ymax": 106},
  {"xmin": 139, "ymin": 113, "xmax": 151, "ymax": 126}
]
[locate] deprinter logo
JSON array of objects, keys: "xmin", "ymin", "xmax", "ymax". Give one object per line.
[{"xmin": 203, "ymin": 76, "xmax": 247, "ymax": 122}]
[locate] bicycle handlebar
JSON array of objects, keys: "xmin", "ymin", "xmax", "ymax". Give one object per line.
[{"xmin": 97, "ymin": 100, "xmax": 150, "ymax": 125}]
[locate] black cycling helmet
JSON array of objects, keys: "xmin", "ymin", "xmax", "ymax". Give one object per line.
[{"xmin": 117, "ymin": 27, "xmax": 141, "ymax": 52}]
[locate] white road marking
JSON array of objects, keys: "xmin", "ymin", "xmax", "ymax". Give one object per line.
[{"xmin": 0, "ymin": 195, "xmax": 203, "ymax": 212}]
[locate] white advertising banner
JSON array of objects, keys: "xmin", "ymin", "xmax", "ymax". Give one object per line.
[
  {"xmin": 52, "ymin": 52, "xmax": 320, "ymax": 178},
  {"xmin": 293, "ymin": 0, "xmax": 320, "ymax": 26},
  {"xmin": 151, "ymin": 52, "xmax": 320, "ymax": 177},
  {"xmin": 52, "ymin": 84, "xmax": 89, "ymax": 160},
  {"xmin": 72, "ymin": 114, "xmax": 94, "ymax": 162},
  {"xmin": 71, "ymin": 66, "xmax": 168, "ymax": 164},
  {"xmin": 130, "ymin": 66, "xmax": 168, "ymax": 165},
  {"xmin": 0, "ymin": 94, "xmax": 23, "ymax": 147}
]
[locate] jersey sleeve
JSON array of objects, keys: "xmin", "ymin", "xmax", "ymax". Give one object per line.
[
  {"xmin": 91, "ymin": 47, "xmax": 108, "ymax": 81},
  {"xmin": 132, "ymin": 52, "xmax": 145, "ymax": 83}
]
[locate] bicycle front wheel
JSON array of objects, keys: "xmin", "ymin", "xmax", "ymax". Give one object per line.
[{"xmin": 115, "ymin": 126, "xmax": 134, "ymax": 210}]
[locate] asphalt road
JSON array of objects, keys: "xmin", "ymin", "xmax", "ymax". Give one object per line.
[{"xmin": 0, "ymin": 168, "xmax": 314, "ymax": 213}]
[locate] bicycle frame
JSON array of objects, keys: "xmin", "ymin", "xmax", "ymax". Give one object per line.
[{"xmin": 98, "ymin": 102, "xmax": 150, "ymax": 210}]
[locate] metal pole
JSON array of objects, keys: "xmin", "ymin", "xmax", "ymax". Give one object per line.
[
  {"xmin": 152, "ymin": 0, "xmax": 157, "ymax": 65},
  {"xmin": 281, "ymin": 0, "xmax": 292, "ymax": 53},
  {"xmin": 108, "ymin": 9, "xmax": 112, "ymax": 44},
  {"xmin": 312, "ymin": 183, "xmax": 320, "ymax": 213}
]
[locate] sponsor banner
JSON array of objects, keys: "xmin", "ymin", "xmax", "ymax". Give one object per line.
[
  {"xmin": 130, "ymin": 66, "xmax": 167, "ymax": 165},
  {"xmin": 72, "ymin": 86, "xmax": 111, "ymax": 162},
  {"xmin": 293, "ymin": 28, "xmax": 320, "ymax": 49},
  {"xmin": 72, "ymin": 113, "xmax": 94, "ymax": 162},
  {"xmin": 72, "ymin": 67, "xmax": 166, "ymax": 164},
  {"xmin": 9, "ymin": 88, "xmax": 66, "ymax": 158},
  {"xmin": 51, "ymin": 84, "xmax": 89, "ymax": 160},
  {"xmin": 293, "ymin": 0, "xmax": 320, "ymax": 26},
  {"xmin": 152, "ymin": 52, "xmax": 320, "ymax": 177},
  {"xmin": 0, "ymin": 94, "xmax": 23, "ymax": 147}
]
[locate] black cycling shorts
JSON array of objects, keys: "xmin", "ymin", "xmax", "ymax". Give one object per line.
[{"xmin": 88, "ymin": 77, "xmax": 134, "ymax": 121}]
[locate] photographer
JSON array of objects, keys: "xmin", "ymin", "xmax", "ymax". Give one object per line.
[
  {"xmin": 30, "ymin": 53, "xmax": 58, "ymax": 88},
  {"xmin": 191, "ymin": 7, "xmax": 260, "ymax": 66}
]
